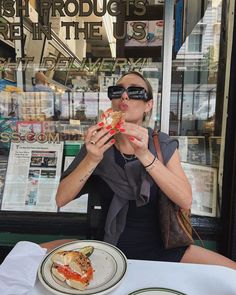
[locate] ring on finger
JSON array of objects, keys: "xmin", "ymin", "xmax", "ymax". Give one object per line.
[
  {"xmin": 92, "ymin": 130, "xmax": 97, "ymax": 136},
  {"xmin": 89, "ymin": 140, "xmax": 96, "ymax": 145}
]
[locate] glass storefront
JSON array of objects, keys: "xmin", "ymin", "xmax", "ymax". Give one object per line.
[
  {"xmin": 0, "ymin": 0, "xmax": 164, "ymax": 214},
  {"xmin": 0, "ymin": 0, "xmax": 234, "ymax": 250},
  {"xmin": 169, "ymin": 0, "xmax": 224, "ymax": 218}
]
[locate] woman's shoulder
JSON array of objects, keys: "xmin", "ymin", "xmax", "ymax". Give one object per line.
[
  {"xmin": 148, "ymin": 128, "xmax": 177, "ymax": 145},
  {"xmin": 158, "ymin": 131, "xmax": 178, "ymax": 145},
  {"xmin": 148, "ymin": 128, "xmax": 178, "ymax": 164}
]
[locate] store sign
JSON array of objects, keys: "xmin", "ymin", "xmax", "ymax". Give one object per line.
[
  {"xmin": 0, "ymin": 0, "xmax": 148, "ymax": 41},
  {"xmin": 0, "ymin": 132, "xmax": 60, "ymax": 143},
  {"xmin": 0, "ymin": 57, "xmax": 149, "ymax": 72},
  {"xmin": 0, "ymin": 131, "xmax": 87, "ymax": 143}
]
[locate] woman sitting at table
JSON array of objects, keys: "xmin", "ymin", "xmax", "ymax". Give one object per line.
[{"xmin": 56, "ymin": 71, "xmax": 236, "ymax": 270}]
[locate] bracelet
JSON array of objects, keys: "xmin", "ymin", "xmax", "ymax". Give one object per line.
[
  {"xmin": 144, "ymin": 156, "xmax": 156, "ymax": 169},
  {"xmin": 145, "ymin": 158, "xmax": 158, "ymax": 171}
]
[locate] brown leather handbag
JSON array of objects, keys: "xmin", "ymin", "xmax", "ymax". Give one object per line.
[{"xmin": 153, "ymin": 131, "xmax": 195, "ymax": 249}]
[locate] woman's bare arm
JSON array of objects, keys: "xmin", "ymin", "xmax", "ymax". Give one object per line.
[
  {"xmin": 56, "ymin": 123, "xmax": 117, "ymax": 208},
  {"xmin": 121, "ymin": 124, "xmax": 192, "ymax": 210},
  {"xmin": 56, "ymin": 156, "xmax": 98, "ymax": 207},
  {"xmin": 139, "ymin": 149, "xmax": 192, "ymax": 210}
]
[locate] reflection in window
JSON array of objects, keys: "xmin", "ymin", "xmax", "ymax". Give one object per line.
[
  {"xmin": 170, "ymin": 0, "xmax": 224, "ymax": 217},
  {"xmin": 188, "ymin": 33, "xmax": 203, "ymax": 53}
]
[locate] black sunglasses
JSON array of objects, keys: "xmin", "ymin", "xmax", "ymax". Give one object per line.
[{"xmin": 108, "ymin": 86, "xmax": 149, "ymax": 101}]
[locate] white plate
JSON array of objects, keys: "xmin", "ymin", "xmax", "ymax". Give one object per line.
[
  {"xmin": 128, "ymin": 288, "xmax": 186, "ymax": 295},
  {"xmin": 38, "ymin": 240, "xmax": 127, "ymax": 295}
]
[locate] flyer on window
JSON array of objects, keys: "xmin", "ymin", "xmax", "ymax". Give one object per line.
[
  {"xmin": 59, "ymin": 156, "xmax": 88, "ymax": 214},
  {"xmin": 1, "ymin": 141, "xmax": 64, "ymax": 212},
  {"xmin": 182, "ymin": 163, "xmax": 217, "ymax": 217}
]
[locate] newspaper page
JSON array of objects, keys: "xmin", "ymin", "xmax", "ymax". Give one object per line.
[
  {"xmin": 59, "ymin": 156, "xmax": 88, "ymax": 214},
  {"xmin": 1, "ymin": 141, "xmax": 63, "ymax": 212},
  {"xmin": 187, "ymin": 136, "xmax": 206, "ymax": 165},
  {"xmin": 171, "ymin": 136, "xmax": 206, "ymax": 164},
  {"xmin": 182, "ymin": 163, "xmax": 217, "ymax": 217},
  {"xmin": 209, "ymin": 136, "xmax": 221, "ymax": 168}
]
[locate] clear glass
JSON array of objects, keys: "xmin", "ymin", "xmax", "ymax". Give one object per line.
[
  {"xmin": 0, "ymin": 1, "xmax": 163, "ymax": 212},
  {"xmin": 170, "ymin": 0, "xmax": 223, "ymax": 217}
]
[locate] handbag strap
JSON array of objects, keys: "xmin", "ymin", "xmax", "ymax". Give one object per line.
[
  {"xmin": 152, "ymin": 131, "xmax": 178, "ymax": 211},
  {"xmin": 152, "ymin": 130, "xmax": 164, "ymax": 164},
  {"xmin": 179, "ymin": 209, "xmax": 204, "ymax": 246},
  {"xmin": 152, "ymin": 130, "xmax": 204, "ymax": 247}
]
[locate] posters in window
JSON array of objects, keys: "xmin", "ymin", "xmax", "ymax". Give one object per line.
[
  {"xmin": 182, "ymin": 163, "xmax": 217, "ymax": 217},
  {"xmin": 125, "ymin": 20, "xmax": 164, "ymax": 47},
  {"xmin": 16, "ymin": 121, "xmax": 43, "ymax": 135},
  {"xmin": 172, "ymin": 135, "xmax": 206, "ymax": 164},
  {"xmin": 209, "ymin": 136, "xmax": 221, "ymax": 167},
  {"xmin": 1, "ymin": 142, "xmax": 63, "ymax": 212},
  {"xmin": 187, "ymin": 136, "xmax": 206, "ymax": 165}
]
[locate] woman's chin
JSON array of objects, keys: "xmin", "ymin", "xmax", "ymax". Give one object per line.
[{"xmin": 125, "ymin": 118, "xmax": 142, "ymax": 125}]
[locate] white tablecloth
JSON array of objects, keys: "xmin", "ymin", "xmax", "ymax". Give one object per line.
[{"xmin": 31, "ymin": 259, "xmax": 236, "ymax": 295}]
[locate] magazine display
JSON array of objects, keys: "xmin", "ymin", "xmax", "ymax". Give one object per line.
[{"xmin": 1, "ymin": 142, "xmax": 63, "ymax": 212}]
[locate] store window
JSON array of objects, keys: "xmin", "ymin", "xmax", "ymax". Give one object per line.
[
  {"xmin": 0, "ymin": 0, "xmax": 224, "ymax": 247},
  {"xmin": 170, "ymin": 0, "xmax": 223, "ymax": 218},
  {"xmin": 0, "ymin": 1, "xmax": 163, "ymax": 214},
  {"xmin": 187, "ymin": 33, "xmax": 203, "ymax": 52}
]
